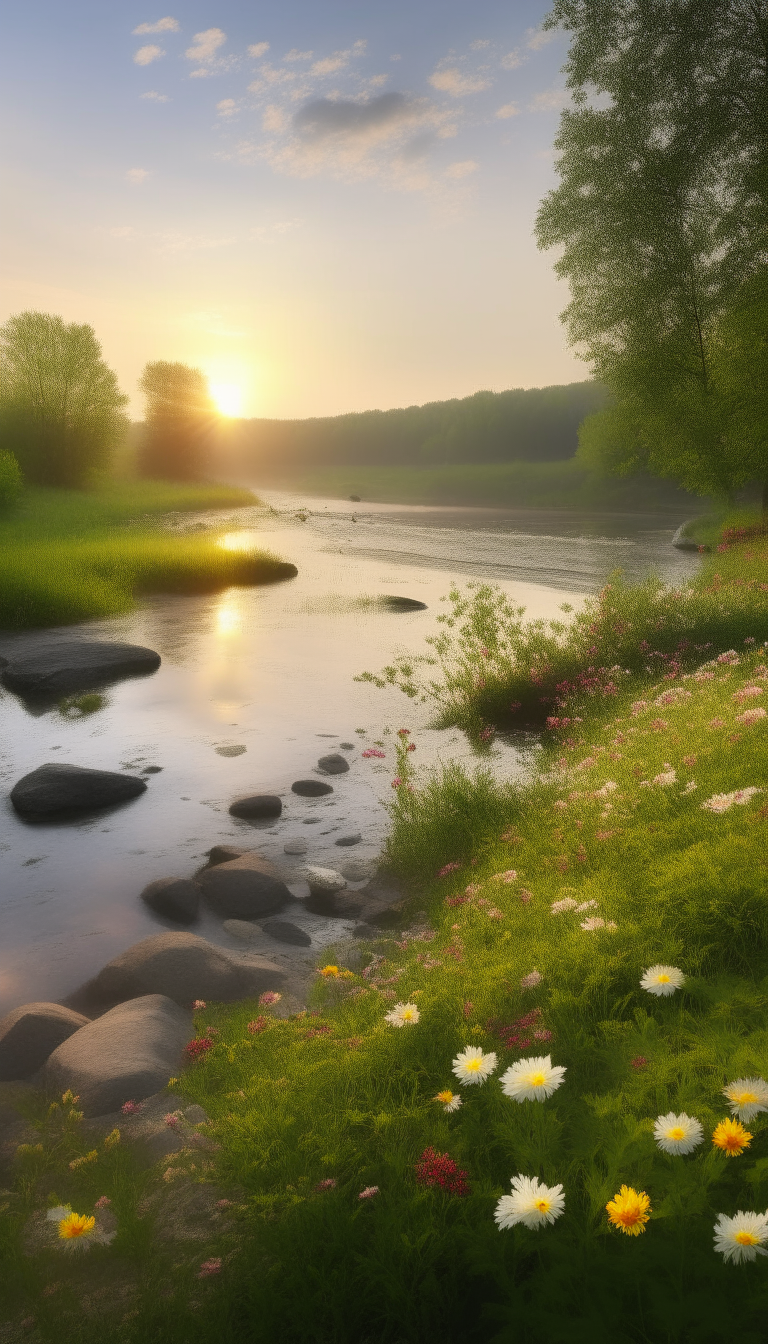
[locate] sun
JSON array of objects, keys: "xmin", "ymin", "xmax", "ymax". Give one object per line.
[{"xmin": 209, "ymin": 381, "xmax": 243, "ymax": 417}]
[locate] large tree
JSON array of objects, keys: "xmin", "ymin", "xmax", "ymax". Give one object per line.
[
  {"xmin": 138, "ymin": 361, "xmax": 215, "ymax": 480},
  {"xmin": 535, "ymin": 0, "xmax": 768, "ymax": 506},
  {"xmin": 0, "ymin": 311, "xmax": 128, "ymax": 486}
]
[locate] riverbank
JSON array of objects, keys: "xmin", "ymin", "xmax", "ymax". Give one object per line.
[{"xmin": 0, "ymin": 482, "xmax": 296, "ymax": 629}]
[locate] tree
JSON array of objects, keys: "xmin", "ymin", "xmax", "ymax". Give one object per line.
[
  {"xmin": 535, "ymin": 0, "xmax": 768, "ymax": 507},
  {"xmin": 138, "ymin": 362, "xmax": 215, "ymax": 480},
  {"xmin": 0, "ymin": 312, "xmax": 129, "ymax": 486}
]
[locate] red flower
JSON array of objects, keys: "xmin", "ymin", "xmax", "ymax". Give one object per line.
[
  {"xmin": 184, "ymin": 1036, "xmax": 214, "ymax": 1062},
  {"xmin": 414, "ymin": 1147, "xmax": 470, "ymax": 1196}
]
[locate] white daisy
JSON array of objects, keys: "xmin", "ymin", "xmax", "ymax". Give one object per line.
[
  {"xmin": 723, "ymin": 1077, "xmax": 768, "ymax": 1123},
  {"xmin": 494, "ymin": 1174, "xmax": 565, "ymax": 1231},
  {"xmin": 434, "ymin": 1089, "xmax": 462, "ymax": 1113},
  {"xmin": 713, "ymin": 1210, "xmax": 768, "ymax": 1264},
  {"xmin": 384, "ymin": 1002, "xmax": 420, "ymax": 1027},
  {"xmin": 640, "ymin": 965, "xmax": 685, "ymax": 997},
  {"xmin": 452, "ymin": 1046, "xmax": 498, "ymax": 1086},
  {"xmin": 653, "ymin": 1111, "xmax": 704, "ymax": 1155},
  {"xmin": 500, "ymin": 1055, "xmax": 566, "ymax": 1103}
]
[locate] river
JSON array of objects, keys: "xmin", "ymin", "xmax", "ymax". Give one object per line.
[{"xmin": 0, "ymin": 492, "xmax": 700, "ymax": 1016}]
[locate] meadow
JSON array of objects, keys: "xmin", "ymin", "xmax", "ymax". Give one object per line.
[
  {"xmin": 1, "ymin": 524, "xmax": 767, "ymax": 1343},
  {"xmin": 0, "ymin": 481, "xmax": 295, "ymax": 629}
]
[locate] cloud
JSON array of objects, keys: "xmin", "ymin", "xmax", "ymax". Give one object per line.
[
  {"xmin": 263, "ymin": 104, "xmax": 287, "ymax": 132},
  {"xmin": 310, "ymin": 52, "xmax": 350, "ymax": 76},
  {"xmin": 445, "ymin": 159, "xmax": 478, "ymax": 178},
  {"xmin": 496, "ymin": 102, "xmax": 519, "ymax": 119},
  {"xmin": 217, "ymin": 98, "xmax": 236, "ymax": 117},
  {"xmin": 141, "ymin": 90, "xmax": 169, "ymax": 101},
  {"xmin": 248, "ymin": 42, "xmax": 269, "ymax": 58},
  {"xmin": 185, "ymin": 28, "xmax": 226, "ymax": 63},
  {"xmin": 429, "ymin": 67, "xmax": 491, "ymax": 96},
  {"xmin": 501, "ymin": 49, "xmax": 523, "ymax": 70},
  {"xmin": 249, "ymin": 63, "xmax": 296, "ymax": 92},
  {"xmin": 526, "ymin": 26, "xmax": 559, "ymax": 51},
  {"xmin": 470, "ymin": 39, "xmax": 490, "ymax": 50},
  {"xmin": 126, "ymin": 168, "xmax": 149, "ymax": 184},
  {"xmin": 133, "ymin": 17, "xmax": 178, "ymax": 35},
  {"xmin": 529, "ymin": 86, "xmax": 569, "ymax": 111},
  {"xmin": 134, "ymin": 44, "xmax": 164, "ymax": 65},
  {"xmin": 284, "ymin": 48, "xmax": 313, "ymax": 61}
]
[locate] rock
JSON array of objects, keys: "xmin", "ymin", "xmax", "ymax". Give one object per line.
[
  {"xmin": 339, "ymin": 743, "xmax": 355, "ymax": 750},
  {"xmin": 207, "ymin": 844, "xmax": 249, "ymax": 866},
  {"xmin": 0, "ymin": 1002, "xmax": 90, "ymax": 1081},
  {"xmin": 0, "ymin": 640, "xmax": 161, "ymax": 697},
  {"xmin": 229, "ymin": 794, "xmax": 282, "ymax": 820},
  {"xmin": 292, "ymin": 779, "xmax": 333, "ymax": 797},
  {"xmin": 301, "ymin": 865, "xmax": 346, "ymax": 895},
  {"xmin": 43, "ymin": 995, "xmax": 191, "ymax": 1116},
  {"xmin": 309, "ymin": 875, "xmax": 405, "ymax": 923},
  {"xmin": 141, "ymin": 877, "xmax": 201, "ymax": 924},
  {"xmin": 259, "ymin": 920, "xmax": 312, "ymax": 947},
  {"xmin": 283, "ymin": 838, "xmax": 308, "ymax": 855},
  {"xmin": 341, "ymin": 858, "xmax": 377, "ymax": 881},
  {"xmin": 335, "ymin": 833, "xmax": 362, "ymax": 847},
  {"xmin": 10, "ymin": 763, "xmax": 147, "ymax": 816},
  {"xmin": 671, "ymin": 521, "xmax": 703, "ymax": 551},
  {"xmin": 223, "ymin": 919, "xmax": 258, "ymax": 941},
  {"xmin": 142, "ymin": 765, "xmax": 163, "ymax": 774},
  {"xmin": 68, "ymin": 932, "xmax": 286, "ymax": 1011},
  {"xmin": 349, "ymin": 494, "xmax": 361, "ymax": 502},
  {"xmin": 215, "ymin": 744, "xmax": 247, "ymax": 757},
  {"xmin": 199, "ymin": 853, "xmax": 290, "ymax": 918},
  {"xmin": 317, "ymin": 753, "xmax": 350, "ymax": 775},
  {"xmin": 381, "ymin": 595, "xmax": 427, "ymax": 611}
]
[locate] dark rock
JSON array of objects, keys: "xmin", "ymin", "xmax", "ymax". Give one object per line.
[
  {"xmin": 141, "ymin": 877, "xmax": 201, "ymax": 924},
  {"xmin": 335, "ymin": 833, "xmax": 362, "ymax": 846},
  {"xmin": 199, "ymin": 853, "xmax": 290, "ymax": 918},
  {"xmin": 308, "ymin": 875, "xmax": 405, "ymax": 924},
  {"xmin": 229, "ymin": 794, "xmax": 282, "ymax": 820},
  {"xmin": 292, "ymin": 779, "xmax": 333, "ymax": 797},
  {"xmin": 0, "ymin": 1002, "xmax": 90, "ymax": 1081},
  {"xmin": 381, "ymin": 595, "xmax": 427, "ymax": 611},
  {"xmin": 317, "ymin": 754, "xmax": 350, "ymax": 775},
  {"xmin": 339, "ymin": 743, "xmax": 355, "ymax": 750},
  {"xmin": 206, "ymin": 844, "xmax": 249, "ymax": 866},
  {"xmin": 349, "ymin": 495, "xmax": 361, "ymax": 502},
  {"xmin": 67, "ymin": 932, "xmax": 286, "ymax": 1012},
  {"xmin": 259, "ymin": 920, "xmax": 312, "ymax": 947},
  {"xmin": 43, "ymin": 995, "xmax": 191, "ymax": 1116},
  {"xmin": 142, "ymin": 765, "xmax": 163, "ymax": 774},
  {"xmin": 10, "ymin": 763, "xmax": 147, "ymax": 816},
  {"xmin": 1, "ymin": 640, "xmax": 161, "ymax": 697},
  {"xmin": 305, "ymin": 888, "xmax": 366, "ymax": 918}
]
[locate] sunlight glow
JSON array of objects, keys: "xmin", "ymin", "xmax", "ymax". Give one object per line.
[{"xmin": 209, "ymin": 381, "xmax": 244, "ymax": 417}]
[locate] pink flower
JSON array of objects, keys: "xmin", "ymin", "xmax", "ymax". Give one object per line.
[
  {"xmin": 438, "ymin": 862, "xmax": 462, "ymax": 877},
  {"xmin": 708, "ymin": 718, "xmax": 725, "ymax": 729},
  {"xmin": 94, "ymin": 1196, "xmax": 111, "ymax": 1209},
  {"xmin": 247, "ymin": 1017, "xmax": 267, "ymax": 1034},
  {"xmin": 258, "ymin": 991, "xmax": 281, "ymax": 1007},
  {"xmin": 406, "ymin": 742, "xmax": 416, "ymax": 751},
  {"xmin": 358, "ymin": 1186, "xmax": 379, "ymax": 1199},
  {"xmin": 631, "ymin": 1055, "xmax": 648, "ymax": 1070},
  {"xmin": 192, "ymin": 1000, "xmax": 206, "ymax": 1011},
  {"xmin": 164, "ymin": 1113, "xmax": 181, "ymax": 1129},
  {"xmin": 630, "ymin": 700, "xmax": 649, "ymax": 716},
  {"xmin": 520, "ymin": 970, "xmax": 542, "ymax": 990},
  {"xmin": 733, "ymin": 685, "xmax": 763, "ymax": 702},
  {"xmin": 491, "ymin": 869, "xmax": 517, "ymax": 883},
  {"xmin": 121, "ymin": 1100, "xmax": 143, "ymax": 1116},
  {"xmin": 736, "ymin": 707, "xmax": 767, "ymax": 726},
  {"xmin": 682, "ymin": 754, "xmax": 697, "ymax": 766},
  {"xmin": 487, "ymin": 907, "xmax": 504, "ymax": 919},
  {"xmin": 196, "ymin": 1258, "xmax": 222, "ymax": 1279},
  {"xmin": 650, "ymin": 718, "xmax": 668, "ymax": 732},
  {"xmin": 391, "ymin": 777, "xmax": 403, "ymax": 788},
  {"xmin": 465, "ymin": 883, "xmax": 482, "ymax": 896},
  {"xmin": 362, "ymin": 748, "xmax": 386, "ymax": 758},
  {"xmin": 479, "ymin": 725, "xmax": 496, "ymax": 743},
  {"xmin": 518, "ymin": 889, "xmax": 533, "ymax": 904},
  {"xmin": 397, "ymin": 728, "xmax": 411, "ymax": 737},
  {"xmin": 553, "ymin": 799, "xmax": 567, "ymax": 811},
  {"xmin": 315, "ymin": 1177, "xmax": 337, "ymax": 1191}
]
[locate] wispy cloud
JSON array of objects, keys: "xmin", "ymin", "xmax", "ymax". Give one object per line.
[
  {"xmin": 249, "ymin": 63, "xmax": 296, "ymax": 92},
  {"xmin": 445, "ymin": 159, "xmax": 478, "ymax": 179},
  {"xmin": 133, "ymin": 17, "xmax": 178, "ymax": 35},
  {"xmin": 217, "ymin": 99, "xmax": 237, "ymax": 118},
  {"xmin": 284, "ymin": 49, "xmax": 313, "ymax": 62},
  {"xmin": 134, "ymin": 44, "xmax": 164, "ymax": 66},
  {"xmin": 526, "ymin": 26, "xmax": 560, "ymax": 51},
  {"xmin": 186, "ymin": 28, "xmax": 226, "ymax": 63},
  {"xmin": 248, "ymin": 42, "xmax": 269, "ymax": 58},
  {"xmin": 429, "ymin": 67, "xmax": 491, "ymax": 96},
  {"xmin": 263, "ymin": 105, "xmax": 288, "ymax": 132},
  {"xmin": 470, "ymin": 39, "xmax": 491, "ymax": 50},
  {"xmin": 141, "ymin": 90, "xmax": 169, "ymax": 102},
  {"xmin": 496, "ymin": 102, "xmax": 519, "ymax": 119},
  {"xmin": 501, "ymin": 49, "xmax": 523, "ymax": 70},
  {"xmin": 310, "ymin": 52, "xmax": 350, "ymax": 76},
  {"xmin": 126, "ymin": 168, "xmax": 149, "ymax": 184},
  {"xmin": 528, "ymin": 86, "xmax": 568, "ymax": 111}
]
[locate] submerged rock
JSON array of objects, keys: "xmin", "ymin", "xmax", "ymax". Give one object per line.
[
  {"xmin": 317, "ymin": 753, "xmax": 350, "ymax": 775},
  {"xmin": 0, "ymin": 640, "xmax": 161, "ymax": 696},
  {"xmin": 10, "ymin": 763, "xmax": 147, "ymax": 816},
  {"xmin": 0, "ymin": 1002, "xmax": 90, "ymax": 1081},
  {"xmin": 141, "ymin": 877, "xmax": 201, "ymax": 924},
  {"xmin": 229, "ymin": 794, "xmax": 282, "ymax": 820},
  {"xmin": 259, "ymin": 920, "xmax": 312, "ymax": 947},
  {"xmin": 292, "ymin": 779, "xmax": 333, "ymax": 797},
  {"xmin": 283, "ymin": 838, "xmax": 308, "ymax": 855},
  {"xmin": 335, "ymin": 833, "xmax": 362, "ymax": 847}
]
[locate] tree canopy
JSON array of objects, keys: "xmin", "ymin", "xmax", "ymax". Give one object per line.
[
  {"xmin": 0, "ymin": 311, "xmax": 128, "ymax": 486},
  {"xmin": 138, "ymin": 361, "xmax": 215, "ymax": 480}
]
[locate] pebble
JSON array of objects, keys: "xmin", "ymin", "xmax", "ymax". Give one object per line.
[
  {"xmin": 284, "ymin": 839, "xmax": 308, "ymax": 855},
  {"xmin": 335, "ymin": 833, "xmax": 362, "ymax": 847},
  {"xmin": 215, "ymin": 745, "xmax": 247, "ymax": 757}
]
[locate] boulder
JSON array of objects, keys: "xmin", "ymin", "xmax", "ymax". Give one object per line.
[
  {"xmin": 317, "ymin": 753, "xmax": 350, "ymax": 775},
  {"xmin": 335, "ymin": 833, "xmax": 362, "ymax": 847},
  {"xmin": 10, "ymin": 763, "xmax": 147, "ymax": 816},
  {"xmin": 68, "ymin": 932, "xmax": 286, "ymax": 1012},
  {"xmin": 259, "ymin": 920, "xmax": 312, "ymax": 947},
  {"xmin": 141, "ymin": 877, "xmax": 201, "ymax": 924},
  {"xmin": 0, "ymin": 1002, "xmax": 90, "ymax": 1081},
  {"xmin": 301, "ymin": 865, "xmax": 346, "ymax": 896},
  {"xmin": 206, "ymin": 844, "xmax": 249, "ymax": 866},
  {"xmin": 223, "ymin": 919, "xmax": 259, "ymax": 942},
  {"xmin": 199, "ymin": 853, "xmax": 290, "ymax": 918},
  {"xmin": 292, "ymin": 779, "xmax": 333, "ymax": 797},
  {"xmin": 229, "ymin": 794, "xmax": 282, "ymax": 820},
  {"xmin": 1, "ymin": 640, "xmax": 161, "ymax": 697},
  {"xmin": 43, "ymin": 995, "xmax": 191, "ymax": 1116}
]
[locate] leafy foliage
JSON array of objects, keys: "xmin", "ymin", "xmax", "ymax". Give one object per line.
[{"xmin": 138, "ymin": 361, "xmax": 216, "ymax": 481}]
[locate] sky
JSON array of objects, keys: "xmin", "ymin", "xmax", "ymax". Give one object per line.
[{"xmin": 0, "ymin": 1, "xmax": 584, "ymax": 420}]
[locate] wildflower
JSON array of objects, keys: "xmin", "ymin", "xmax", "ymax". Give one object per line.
[
  {"xmin": 653, "ymin": 768, "xmax": 676, "ymax": 786},
  {"xmin": 712, "ymin": 1117, "xmax": 753, "ymax": 1156},
  {"xmin": 519, "ymin": 888, "xmax": 533, "ymax": 904},
  {"xmin": 391, "ymin": 777, "xmax": 403, "ymax": 788},
  {"xmin": 575, "ymin": 899, "xmax": 597, "ymax": 912},
  {"xmin": 247, "ymin": 1016, "xmax": 267, "ymax": 1034},
  {"xmin": 164, "ymin": 1113, "xmax": 181, "ymax": 1129},
  {"xmin": 650, "ymin": 718, "xmax": 668, "ymax": 732},
  {"xmin": 631, "ymin": 1056, "xmax": 648, "ymax": 1070},
  {"xmin": 184, "ymin": 1036, "xmax": 214, "ymax": 1062},
  {"xmin": 414, "ymin": 1147, "xmax": 470, "ymax": 1196},
  {"xmin": 640, "ymin": 965, "xmax": 685, "ymax": 997},
  {"xmin": 606, "ymin": 1186, "xmax": 651, "ymax": 1236},
  {"xmin": 452, "ymin": 1046, "xmax": 498, "ymax": 1086},
  {"xmin": 362, "ymin": 748, "xmax": 385, "ymax": 758},
  {"xmin": 594, "ymin": 780, "xmax": 617, "ymax": 796},
  {"xmin": 701, "ymin": 787, "xmax": 761, "ymax": 813},
  {"xmin": 494, "ymin": 1174, "xmax": 565, "ymax": 1231},
  {"xmin": 465, "ymin": 883, "xmax": 482, "ymax": 896},
  {"xmin": 68, "ymin": 1150, "xmax": 98, "ymax": 1170},
  {"xmin": 490, "ymin": 870, "xmax": 517, "ymax": 883},
  {"xmin": 315, "ymin": 1178, "xmax": 337, "ymax": 1191},
  {"xmin": 94, "ymin": 1196, "xmax": 111, "ymax": 1209},
  {"xmin": 434, "ymin": 1089, "xmax": 462, "ymax": 1113},
  {"xmin": 708, "ymin": 717, "xmax": 725, "ymax": 729},
  {"xmin": 653, "ymin": 1112, "xmax": 704, "ymax": 1155},
  {"xmin": 479, "ymin": 725, "xmax": 496, "ymax": 743},
  {"xmin": 438, "ymin": 862, "xmax": 462, "ymax": 877},
  {"xmin": 487, "ymin": 906, "xmax": 504, "ymax": 919},
  {"xmin": 682, "ymin": 781, "xmax": 697, "ymax": 793},
  {"xmin": 723, "ymin": 1077, "xmax": 768, "ymax": 1123},
  {"xmin": 319, "ymin": 965, "xmax": 340, "ymax": 978},
  {"xmin": 550, "ymin": 897, "xmax": 577, "ymax": 914},
  {"xmin": 553, "ymin": 799, "xmax": 567, "ymax": 811},
  {"xmin": 121, "ymin": 1100, "xmax": 143, "ymax": 1116},
  {"xmin": 520, "ymin": 970, "xmax": 542, "ymax": 990},
  {"xmin": 737, "ymin": 707, "xmax": 767, "ymax": 725},
  {"xmin": 397, "ymin": 728, "xmax": 411, "ymax": 736},
  {"xmin": 384, "ymin": 1002, "xmax": 420, "ymax": 1027},
  {"xmin": 500, "ymin": 1055, "xmax": 566, "ymax": 1103},
  {"xmin": 103, "ymin": 1128, "xmax": 120, "ymax": 1150},
  {"xmin": 581, "ymin": 917, "xmax": 606, "ymax": 931},
  {"xmin": 358, "ymin": 1186, "xmax": 379, "ymax": 1199},
  {"xmin": 733, "ymin": 685, "xmax": 763, "ymax": 702},
  {"xmin": 58, "ymin": 1212, "xmax": 96, "ymax": 1242},
  {"xmin": 259, "ymin": 991, "xmax": 281, "ymax": 1007},
  {"xmin": 630, "ymin": 700, "xmax": 649, "ymax": 716},
  {"xmin": 196, "ymin": 1258, "xmax": 222, "ymax": 1278},
  {"xmin": 192, "ymin": 1000, "xmax": 206, "ymax": 1011},
  {"xmin": 713, "ymin": 1211, "xmax": 768, "ymax": 1264},
  {"xmin": 682, "ymin": 754, "xmax": 697, "ymax": 766}
]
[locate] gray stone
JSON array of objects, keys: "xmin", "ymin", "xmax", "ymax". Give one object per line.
[
  {"xmin": 68, "ymin": 931, "xmax": 286, "ymax": 1011},
  {"xmin": 229, "ymin": 794, "xmax": 282, "ymax": 820},
  {"xmin": 318, "ymin": 753, "xmax": 350, "ymax": 775},
  {"xmin": 10, "ymin": 763, "xmax": 147, "ymax": 816},
  {"xmin": 301, "ymin": 864, "xmax": 346, "ymax": 895},
  {"xmin": 672, "ymin": 522, "xmax": 703, "ymax": 552},
  {"xmin": 141, "ymin": 877, "xmax": 200, "ymax": 924},
  {"xmin": 222, "ymin": 919, "xmax": 258, "ymax": 941},
  {"xmin": 341, "ymin": 858, "xmax": 377, "ymax": 882},
  {"xmin": 0, "ymin": 1002, "xmax": 90, "ymax": 1081},
  {"xmin": 0, "ymin": 640, "xmax": 161, "ymax": 697},
  {"xmin": 292, "ymin": 779, "xmax": 333, "ymax": 797},
  {"xmin": 199, "ymin": 853, "xmax": 290, "ymax": 918},
  {"xmin": 335, "ymin": 833, "xmax": 362, "ymax": 847},
  {"xmin": 259, "ymin": 920, "xmax": 312, "ymax": 947},
  {"xmin": 283, "ymin": 838, "xmax": 308, "ymax": 855},
  {"xmin": 339, "ymin": 743, "xmax": 355, "ymax": 750},
  {"xmin": 207, "ymin": 844, "xmax": 249, "ymax": 866},
  {"xmin": 43, "ymin": 995, "xmax": 191, "ymax": 1116}
]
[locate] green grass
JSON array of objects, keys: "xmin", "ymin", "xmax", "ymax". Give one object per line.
[
  {"xmin": 0, "ymin": 481, "xmax": 296, "ymax": 628},
  {"xmin": 680, "ymin": 506, "xmax": 767, "ymax": 550}
]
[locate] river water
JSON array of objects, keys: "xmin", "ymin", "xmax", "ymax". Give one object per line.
[{"xmin": 0, "ymin": 492, "xmax": 700, "ymax": 1016}]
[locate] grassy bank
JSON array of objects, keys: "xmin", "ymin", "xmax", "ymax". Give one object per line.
[
  {"xmin": 3, "ymin": 593, "xmax": 767, "ymax": 1342},
  {"xmin": 258, "ymin": 460, "xmax": 701, "ymax": 512},
  {"xmin": 0, "ymin": 481, "xmax": 296, "ymax": 629}
]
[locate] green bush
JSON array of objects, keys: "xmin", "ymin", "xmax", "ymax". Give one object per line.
[{"xmin": 0, "ymin": 449, "xmax": 22, "ymax": 508}]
